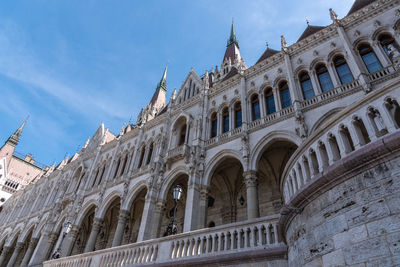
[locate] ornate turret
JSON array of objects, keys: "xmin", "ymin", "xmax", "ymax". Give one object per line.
[{"xmin": 227, "ymin": 21, "xmax": 239, "ymax": 48}]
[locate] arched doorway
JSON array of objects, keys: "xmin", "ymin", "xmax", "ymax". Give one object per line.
[
  {"xmin": 95, "ymin": 197, "xmax": 121, "ymax": 250},
  {"xmin": 71, "ymin": 206, "xmax": 96, "ymax": 256},
  {"xmin": 206, "ymin": 157, "xmax": 245, "ymax": 227},
  {"xmin": 160, "ymin": 174, "xmax": 188, "ymax": 237},
  {"xmin": 122, "ymin": 188, "xmax": 147, "ymax": 245},
  {"xmin": 257, "ymin": 140, "xmax": 298, "ymax": 216}
]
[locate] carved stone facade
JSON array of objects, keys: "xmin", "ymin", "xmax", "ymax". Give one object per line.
[{"xmin": 1, "ymin": 0, "xmax": 400, "ymax": 266}]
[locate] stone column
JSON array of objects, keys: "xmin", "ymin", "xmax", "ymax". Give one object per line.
[
  {"xmin": 112, "ymin": 210, "xmax": 130, "ymax": 247},
  {"xmin": 137, "ymin": 190, "xmax": 157, "ymax": 242},
  {"xmin": 20, "ymin": 238, "xmax": 38, "ymax": 267},
  {"xmin": 6, "ymin": 242, "xmax": 24, "ymax": 267},
  {"xmin": 84, "ymin": 218, "xmax": 103, "ymax": 253},
  {"xmin": 0, "ymin": 246, "xmax": 11, "ymax": 267},
  {"xmin": 183, "ymin": 181, "xmax": 200, "ymax": 232},
  {"xmin": 150, "ymin": 200, "xmax": 165, "ymax": 239},
  {"xmin": 61, "ymin": 225, "xmax": 80, "ymax": 257},
  {"xmin": 198, "ymin": 186, "xmax": 209, "ymax": 229},
  {"xmin": 244, "ymin": 171, "xmax": 259, "ymax": 219}
]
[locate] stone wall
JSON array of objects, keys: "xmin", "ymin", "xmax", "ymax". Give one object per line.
[{"xmin": 286, "ymin": 156, "xmax": 400, "ymax": 266}]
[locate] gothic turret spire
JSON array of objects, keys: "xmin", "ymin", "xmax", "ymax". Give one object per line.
[
  {"xmin": 157, "ymin": 65, "xmax": 168, "ymax": 91},
  {"xmin": 7, "ymin": 117, "xmax": 28, "ymax": 147},
  {"xmin": 227, "ymin": 20, "xmax": 239, "ymax": 48}
]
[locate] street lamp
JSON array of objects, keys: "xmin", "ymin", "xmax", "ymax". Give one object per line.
[
  {"xmin": 166, "ymin": 185, "xmax": 183, "ymax": 236},
  {"xmin": 50, "ymin": 221, "xmax": 71, "ymax": 260}
]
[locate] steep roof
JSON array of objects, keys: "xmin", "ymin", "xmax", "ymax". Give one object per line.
[
  {"xmin": 256, "ymin": 48, "xmax": 279, "ymax": 64},
  {"xmin": 221, "ymin": 67, "xmax": 239, "ymax": 82},
  {"xmin": 297, "ymin": 25, "xmax": 326, "ymax": 42},
  {"xmin": 347, "ymin": 0, "xmax": 376, "ymax": 15}
]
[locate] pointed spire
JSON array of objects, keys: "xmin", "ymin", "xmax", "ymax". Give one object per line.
[
  {"xmin": 7, "ymin": 116, "xmax": 29, "ymax": 146},
  {"xmin": 158, "ymin": 65, "xmax": 168, "ymax": 91},
  {"xmin": 227, "ymin": 19, "xmax": 239, "ymax": 48}
]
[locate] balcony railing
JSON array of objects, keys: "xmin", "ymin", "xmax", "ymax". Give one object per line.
[
  {"xmin": 44, "ymin": 215, "xmax": 283, "ymax": 267},
  {"xmin": 205, "ymin": 126, "xmax": 242, "ymax": 147}
]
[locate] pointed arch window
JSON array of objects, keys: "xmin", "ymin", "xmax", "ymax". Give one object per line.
[
  {"xmin": 251, "ymin": 94, "xmax": 260, "ymax": 121},
  {"xmin": 299, "ymin": 72, "xmax": 314, "ymax": 100},
  {"xmin": 211, "ymin": 112, "xmax": 218, "ymax": 138},
  {"xmin": 379, "ymin": 34, "xmax": 397, "ymax": 56},
  {"xmin": 146, "ymin": 143, "xmax": 153, "ymax": 165},
  {"xmin": 358, "ymin": 44, "xmax": 382, "ymax": 73},
  {"xmin": 316, "ymin": 64, "xmax": 334, "ymax": 92},
  {"xmin": 222, "ymin": 107, "xmax": 230, "ymax": 133},
  {"xmin": 234, "ymin": 101, "xmax": 242, "ymax": 128},
  {"xmin": 279, "ymin": 81, "xmax": 291, "ymax": 108},
  {"xmin": 138, "ymin": 146, "xmax": 145, "ymax": 168},
  {"xmin": 334, "ymin": 56, "xmax": 354, "ymax": 84},
  {"xmin": 265, "ymin": 88, "xmax": 276, "ymax": 115},
  {"xmin": 113, "ymin": 158, "xmax": 121, "ymax": 178},
  {"xmin": 179, "ymin": 124, "xmax": 187, "ymax": 146}
]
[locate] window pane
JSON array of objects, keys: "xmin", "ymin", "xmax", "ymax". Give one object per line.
[
  {"xmin": 318, "ymin": 72, "xmax": 334, "ymax": 92},
  {"xmin": 301, "ymin": 79, "xmax": 315, "ymax": 99},
  {"xmin": 235, "ymin": 110, "xmax": 242, "ymax": 128},
  {"xmin": 252, "ymin": 102, "xmax": 260, "ymax": 120},
  {"xmin": 223, "ymin": 115, "xmax": 229, "ymax": 133},
  {"xmin": 211, "ymin": 121, "xmax": 217, "ymax": 137},
  {"xmin": 266, "ymin": 96, "xmax": 276, "ymax": 114},
  {"xmin": 281, "ymin": 89, "xmax": 291, "ymax": 108},
  {"xmin": 336, "ymin": 63, "xmax": 354, "ymax": 84},
  {"xmin": 361, "ymin": 52, "xmax": 382, "ymax": 73}
]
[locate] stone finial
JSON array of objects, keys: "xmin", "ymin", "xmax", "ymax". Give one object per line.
[
  {"xmin": 204, "ymin": 70, "xmax": 210, "ymax": 89},
  {"xmin": 281, "ymin": 35, "xmax": 288, "ymax": 53},
  {"xmin": 329, "ymin": 8, "xmax": 340, "ymax": 25}
]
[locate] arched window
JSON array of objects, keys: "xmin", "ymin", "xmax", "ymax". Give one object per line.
[
  {"xmin": 146, "ymin": 143, "xmax": 153, "ymax": 165},
  {"xmin": 179, "ymin": 124, "xmax": 187, "ymax": 146},
  {"xmin": 92, "ymin": 169, "xmax": 99, "ymax": 187},
  {"xmin": 210, "ymin": 112, "xmax": 218, "ymax": 138},
  {"xmin": 113, "ymin": 158, "xmax": 121, "ymax": 178},
  {"xmin": 138, "ymin": 146, "xmax": 145, "ymax": 168},
  {"xmin": 316, "ymin": 64, "xmax": 334, "ymax": 92},
  {"xmin": 97, "ymin": 165, "xmax": 105, "ymax": 185},
  {"xmin": 378, "ymin": 34, "xmax": 396, "ymax": 56},
  {"xmin": 279, "ymin": 81, "xmax": 291, "ymax": 108},
  {"xmin": 264, "ymin": 88, "xmax": 276, "ymax": 115},
  {"xmin": 251, "ymin": 94, "xmax": 260, "ymax": 121},
  {"xmin": 222, "ymin": 107, "xmax": 229, "ymax": 133},
  {"xmin": 358, "ymin": 44, "xmax": 382, "ymax": 73},
  {"xmin": 234, "ymin": 101, "xmax": 242, "ymax": 128},
  {"xmin": 299, "ymin": 72, "xmax": 314, "ymax": 100},
  {"xmin": 334, "ymin": 56, "xmax": 354, "ymax": 84},
  {"xmin": 120, "ymin": 155, "xmax": 128, "ymax": 175}
]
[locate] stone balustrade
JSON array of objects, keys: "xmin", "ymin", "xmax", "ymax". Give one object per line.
[
  {"xmin": 43, "ymin": 215, "xmax": 283, "ymax": 267},
  {"xmin": 281, "ymin": 86, "xmax": 400, "ymax": 205}
]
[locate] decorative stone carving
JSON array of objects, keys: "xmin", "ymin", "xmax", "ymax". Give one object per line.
[{"xmin": 295, "ymin": 111, "xmax": 308, "ymax": 139}]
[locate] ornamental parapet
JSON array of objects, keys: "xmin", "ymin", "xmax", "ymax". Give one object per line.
[
  {"xmin": 281, "ymin": 77, "xmax": 400, "ymax": 209},
  {"xmin": 43, "ymin": 214, "xmax": 284, "ymax": 267}
]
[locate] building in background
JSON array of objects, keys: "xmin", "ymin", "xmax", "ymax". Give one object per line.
[
  {"xmin": 0, "ymin": 120, "xmax": 48, "ymax": 207},
  {"xmin": 0, "ymin": 0, "xmax": 400, "ymax": 266}
]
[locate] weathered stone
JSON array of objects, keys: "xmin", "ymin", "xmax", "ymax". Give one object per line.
[
  {"xmin": 366, "ymin": 257, "xmax": 394, "ymax": 267},
  {"xmin": 387, "ymin": 231, "xmax": 400, "ymax": 255},
  {"xmin": 343, "ymin": 236, "xmax": 390, "ymax": 265},
  {"xmin": 385, "ymin": 193, "xmax": 400, "ymax": 215},
  {"xmin": 322, "ymin": 249, "xmax": 345, "ymax": 267},
  {"xmin": 345, "ymin": 199, "xmax": 390, "ymax": 227},
  {"xmin": 366, "ymin": 214, "xmax": 400, "ymax": 237},
  {"xmin": 313, "ymin": 215, "xmax": 348, "ymax": 242}
]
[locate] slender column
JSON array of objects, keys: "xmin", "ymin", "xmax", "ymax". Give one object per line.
[
  {"xmin": 6, "ymin": 242, "xmax": 24, "ymax": 267},
  {"xmin": 283, "ymin": 50, "xmax": 302, "ymax": 103},
  {"xmin": 259, "ymin": 91, "xmax": 267, "ymax": 118},
  {"xmin": 315, "ymin": 144, "xmax": 327, "ymax": 172},
  {"xmin": 240, "ymin": 76, "xmax": 248, "ymax": 126},
  {"xmin": 20, "ymin": 238, "xmax": 38, "ymax": 267},
  {"xmin": 372, "ymin": 41, "xmax": 391, "ymax": 67},
  {"xmin": 336, "ymin": 129, "xmax": 350, "ymax": 158},
  {"xmin": 244, "ymin": 171, "xmax": 259, "ymax": 219},
  {"xmin": 0, "ymin": 246, "xmax": 11, "ymax": 267},
  {"xmin": 309, "ymin": 70, "xmax": 322, "ymax": 95},
  {"xmin": 198, "ymin": 186, "xmax": 209, "ymax": 229},
  {"xmin": 300, "ymin": 158, "xmax": 310, "ymax": 183},
  {"xmin": 348, "ymin": 123, "xmax": 362, "ymax": 149},
  {"xmin": 112, "ymin": 210, "xmax": 130, "ymax": 247},
  {"xmin": 150, "ymin": 200, "xmax": 165, "ymax": 239},
  {"xmin": 137, "ymin": 189, "xmax": 157, "ymax": 242},
  {"xmin": 61, "ymin": 225, "xmax": 80, "ymax": 257},
  {"xmin": 273, "ymin": 88, "xmax": 282, "ymax": 111},
  {"xmin": 183, "ymin": 180, "xmax": 200, "ymax": 232},
  {"xmin": 361, "ymin": 114, "xmax": 378, "ymax": 142},
  {"xmin": 84, "ymin": 218, "xmax": 103, "ymax": 253},
  {"xmin": 379, "ymin": 108, "xmax": 397, "ymax": 133}
]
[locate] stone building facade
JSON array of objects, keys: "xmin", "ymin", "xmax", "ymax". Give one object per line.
[{"xmin": 1, "ymin": 0, "xmax": 400, "ymax": 266}]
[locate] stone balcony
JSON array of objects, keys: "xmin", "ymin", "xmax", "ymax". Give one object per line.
[
  {"xmin": 43, "ymin": 215, "xmax": 286, "ymax": 267},
  {"xmin": 166, "ymin": 144, "xmax": 190, "ymax": 163}
]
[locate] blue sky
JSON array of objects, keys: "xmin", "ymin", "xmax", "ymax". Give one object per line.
[{"xmin": 0, "ymin": 0, "xmax": 354, "ymax": 166}]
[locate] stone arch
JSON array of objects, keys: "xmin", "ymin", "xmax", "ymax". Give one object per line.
[
  {"xmin": 97, "ymin": 190, "xmax": 122, "ymax": 219},
  {"xmin": 327, "ymin": 49, "xmax": 346, "ymax": 63},
  {"xmin": 53, "ymin": 214, "xmax": 67, "ymax": 234},
  {"xmin": 0, "ymin": 228, "xmax": 11, "ymax": 245},
  {"xmin": 75, "ymin": 200, "xmax": 98, "ymax": 227},
  {"xmin": 310, "ymin": 57, "xmax": 326, "ymax": 70},
  {"xmin": 372, "ymin": 26, "xmax": 393, "ymax": 41},
  {"xmin": 273, "ymin": 75, "xmax": 287, "ymax": 87},
  {"xmin": 229, "ymin": 96, "xmax": 241, "ymax": 107},
  {"xmin": 159, "ymin": 165, "xmax": 189, "ymax": 200},
  {"xmin": 204, "ymin": 149, "xmax": 244, "ymax": 187},
  {"xmin": 353, "ymin": 36, "xmax": 372, "ymax": 48},
  {"xmin": 294, "ymin": 65, "xmax": 308, "ymax": 77},
  {"xmin": 310, "ymin": 107, "xmax": 345, "ymax": 134},
  {"xmin": 121, "ymin": 180, "xmax": 148, "ymax": 211},
  {"xmin": 6, "ymin": 226, "xmax": 22, "ymax": 247},
  {"xmin": 19, "ymin": 218, "xmax": 39, "ymax": 243},
  {"xmin": 250, "ymin": 130, "xmax": 301, "ymax": 171}
]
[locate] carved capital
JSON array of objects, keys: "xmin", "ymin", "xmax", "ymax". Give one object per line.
[
  {"xmin": 118, "ymin": 209, "xmax": 130, "ymax": 223},
  {"xmin": 15, "ymin": 242, "xmax": 25, "ymax": 251},
  {"xmin": 244, "ymin": 171, "xmax": 258, "ymax": 187},
  {"xmin": 29, "ymin": 237, "xmax": 39, "ymax": 248},
  {"xmin": 199, "ymin": 185, "xmax": 209, "ymax": 201},
  {"xmin": 154, "ymin": 200, "xmax": 165, "ymax": 213},
  {"xmin": 92, "ymin": 218, "xmax": 103, "ymax": 231},
  {"xmin": 69, "ymin": 225, "xmax": 81, "ymax": 239}
]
